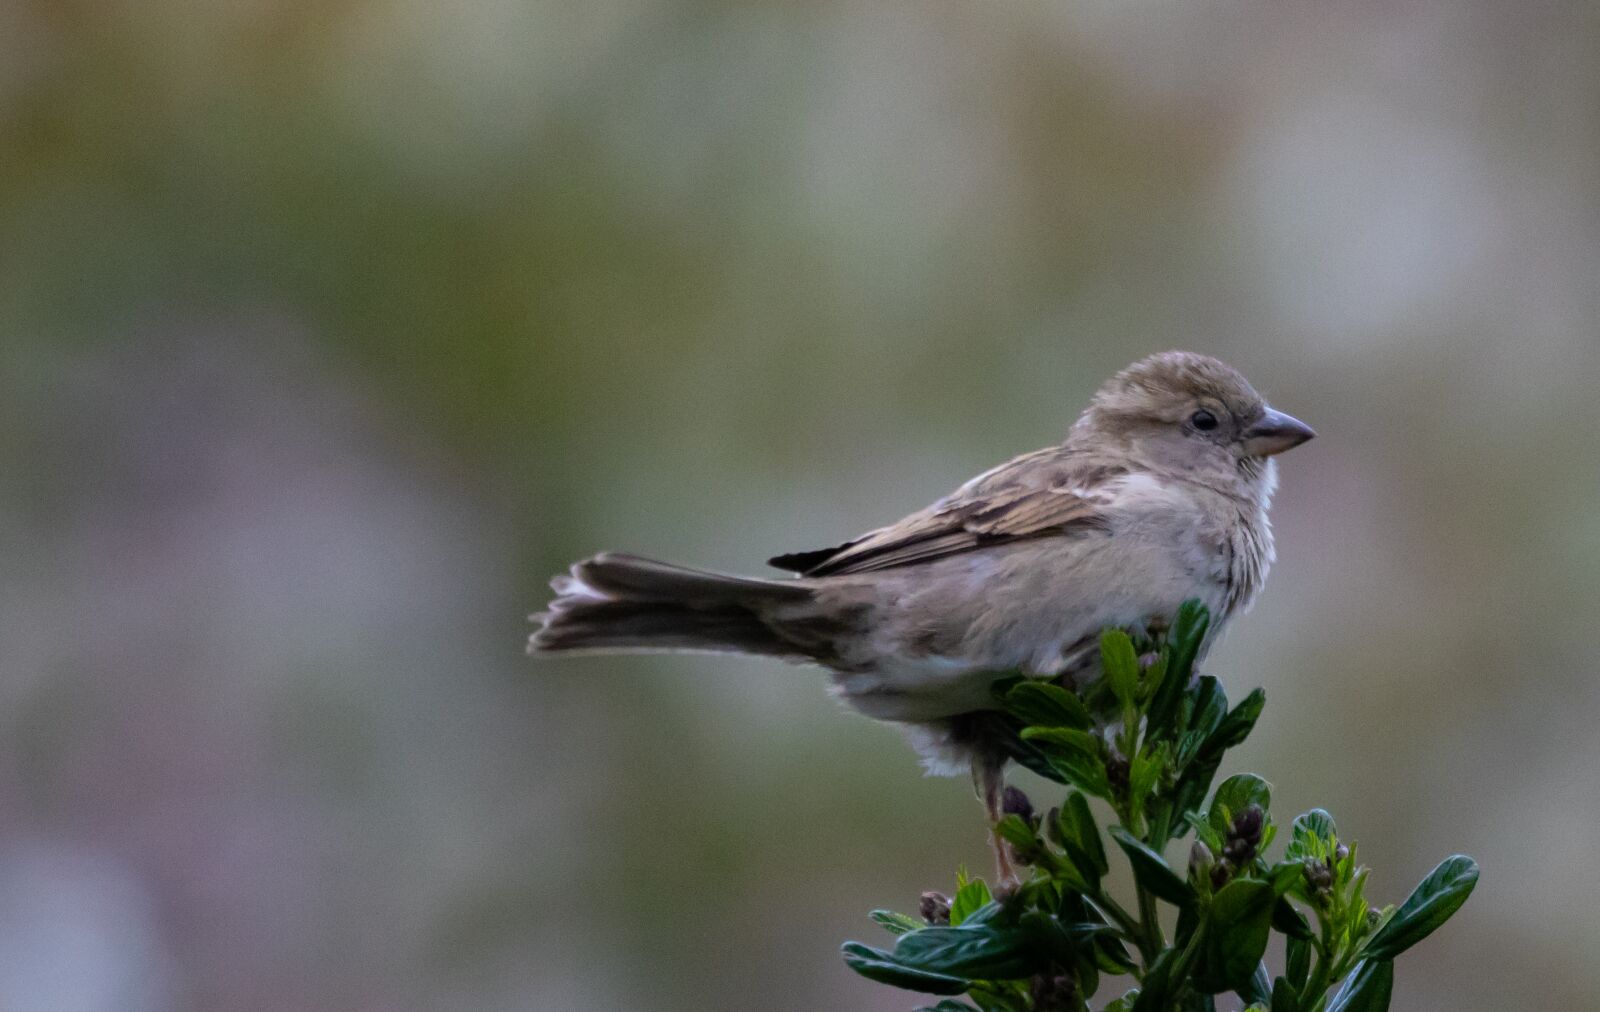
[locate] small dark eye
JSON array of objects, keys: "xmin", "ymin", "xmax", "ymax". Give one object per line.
[{"xmin": 1190, "ymin": 409, "xmax": 1219, "ymax": 431}]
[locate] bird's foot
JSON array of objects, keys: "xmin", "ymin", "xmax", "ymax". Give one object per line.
[
  {"xmin": 973, "ymin": 751, "xmax": 1021, "ymax": 887},
  {"xmin": 989, "ymin": 823, "xmax": 1019, "ymax": 886}
]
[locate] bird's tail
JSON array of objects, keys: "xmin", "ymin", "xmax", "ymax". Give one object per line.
[{"xmin": 528, "ymin": 552, "xmax": 821, "ymax": 658}]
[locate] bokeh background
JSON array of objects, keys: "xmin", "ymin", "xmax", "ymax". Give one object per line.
[{"xmin": 2, "ymin": 1, "xmax": 1597, "ymax": 1009}]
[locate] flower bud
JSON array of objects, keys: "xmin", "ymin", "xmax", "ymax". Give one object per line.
[
  {"xmin": 1231, "ymin": 805, "xmax": 1265, "ymax": 846},
  {"xmin": 1002, "ymin": 785, "xmax": 1036, "ymax": 825},
  {"xmin": 1030, "ymin": 971, "xmax": 1078, "ymax": 1012},
  {"xmin": 1334, "ymin": 843, "xmax": 1350, "ymax": 863},
  {"xmin": 919, "ymin": 891, "xmax": 951, "ymax": 925},
  {"xmin": 1188, "ymin": 841, "xmax": 1215, "ymax": 878},
  {"xmin": 1303, "ymin": 859, "xmax": 1333, "ymax": 893},
  {"xmin": 1211, "ymin": 861, "xmax": 1232, "ymax": 890},
  {"xmin": 1105, "ymin": 754, "xmax": 1130, "ymax": 794}
]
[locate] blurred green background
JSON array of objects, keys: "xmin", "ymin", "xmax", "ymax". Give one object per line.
[{"xmin": 2, "ymin": 1, "xmax": 1597, "ymax": 1009}]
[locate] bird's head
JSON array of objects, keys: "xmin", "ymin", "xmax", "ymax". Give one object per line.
[{"xmin": 1072, "ymin": 351, "xmax": 1314, "ymax": 499}]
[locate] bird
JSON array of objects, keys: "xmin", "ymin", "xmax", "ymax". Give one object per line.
[{"xmin": 529, "ymin": 351, "xmax": 1312, "ymax": 874}]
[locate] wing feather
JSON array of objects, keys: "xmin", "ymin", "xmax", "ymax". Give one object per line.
[{"xmin": 770, "ymin": 449, "xmax": 1123, "ymax": 576}]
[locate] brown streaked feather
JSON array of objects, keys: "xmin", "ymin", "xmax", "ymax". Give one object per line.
[{"xmin": 774, "ymin": 449, "xmax": 1123, "ymax": 577}]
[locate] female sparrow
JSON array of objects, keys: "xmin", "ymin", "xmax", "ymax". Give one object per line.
[{"xmin": 530, "ymin": 351, "xmax": 1312, "ymax": 868}]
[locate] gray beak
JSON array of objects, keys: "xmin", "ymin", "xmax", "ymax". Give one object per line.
[{"xmin": 1241, "ymin": 407, "xmax": 1315, "ymax": 457}]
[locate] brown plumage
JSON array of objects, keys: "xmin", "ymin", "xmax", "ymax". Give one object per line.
[{"xmin": 529, "ymin": 352, "xmax": 1313, "ymax": 866}]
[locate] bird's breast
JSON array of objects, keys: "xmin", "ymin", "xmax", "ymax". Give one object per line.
[{"xmin": 1221, "ymin": 508, "xmax": 1274, "ymax": 618}]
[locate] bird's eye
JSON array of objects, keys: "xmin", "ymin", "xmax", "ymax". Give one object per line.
[{"xmin": 1190, "ymin": 409, "xmax": 1219, "ymax": 431}]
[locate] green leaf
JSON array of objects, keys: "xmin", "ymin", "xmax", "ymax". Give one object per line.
[
  {"xmin": 1145, "ymin": 618, "xmax": 1198, "ymax": 736},
  {"xmin": 1269, "ymin": 860, "xmax": 1305, "ymax": 895},
  {"xmin": 1060, "ymin": 791, "xmax": 1109, "ymax": 878},
  {"xmin": 1017, "ymin": 910, "xmax": 1085, "ymax": 973},
  {"xmin": 1018, "ymin": 731, "xmax": 1112, "ymax": 798},
  {"xmin": 1168, "ymin": 599, "xmax": 1211, "ymax": 683},
  {"xmin": 1361, "ymin": 855, "xmax": 1479, "ymax": 960},
  {"xmin": 1272, "ymin": 897, "xmax": 1314, "ymax": 940},
  {"xmin": 1138, "ymin": 652, "xmax": 1169, "ymax": 699},
  {"xmin": 1105, "ymin": 991, "xmax": 1139, "ymax": 1012},
  {"xmin": 1091, "ymin": 930, "xmax": 1139, "ymax": 975},
  {"xmin": 1237, "ymin": 961, "xmax": 1272, "ymax": 1005},
  {"xmin": 1101, "ymin": 629, "xmax": 1142, "ymax": 707},
  {"xmin": 949, "ymin": 879, "xmax": 992, "ymax": 927},
  {"xmin": 871, "ymin": 909, "xmax": 925, "ymax": 936},
  {"xmin": 1000, "ymin": 680, "xmax": 1093, "ymax": 729},
  {"xmin": 1259, "ymin": 822, "xmax": 1278, "ymax": 853},
  {"xmin": 1145, "ymin": 601, "xmax": 1210, "ymax": 743},
  {"xmin": 842, "ymin": 942, "xmax": 970, "ymax": 994},
  {"xmin": 1207, "ymin": 774, "xmax": 1272, "ymax": 840},
  {"xmin": 1059, "ymin": 892, "xmax": 1122, "ymax": 974},
  {"xmin": 1109, "ymin": 827, "xmax": 1195, "ymax": 907},
  {"xmin": 1346, "ymin": 869, "xmax": 1372, "ymax": 941},
  {"xmin": 1059, "ymin": 919, "xmax": 1123, "ymax": 943},
  {"xmin": 966, "ymin": 985, "xmax": 1029, "ymax": 1012},
  {"xmin": 1128, "ymin": 746, "xmax": 1165, "ymax": 813},
  {"xmin": 1178, "ymin": 677, "xmax": 1228, "ymax": 765},
  {"xmin": 1019, "ymin": 726, "xmax": 1101, "ymax": 757},
  {"xmin": 1051, "ymin": 757, "xmax": 1113, "ymax": 800},
  {"xmin": 1197, "ymin": 879, "xmax": 1276, "ymax": 993},
  {"xmin": 996, "ymin": 731, "xmax": 1069, "ymax": 786},
  {"xmin": 914, "ymin": 1002, "xmax": 982, "ymax": 1012},
  {"xmin": 893, "ymin": 924, "xmax": 1039, "ymax": 979},
  {"xmin": 1185, "ymin": 812, "xmax": 1224, "ymax": 853},
  {"xmin": 1174, "ymin": 902, "xmax": 1201, "ymax": 949},
  {"xmin": 1285, "ymin": 809, "xmax": 1337, "ymax": 861},
  {"xmin": 1130, "ymin": 946, "xmax": 1182, "ymax": 1012},
  {"xmin": 956, "ymin": 900, "xmax": 1004, "ymax": 927},
  {"xmin": 987, "ymin": 713, "xmax": 1100, "ymax": 792},
  {"xmin": 1326, "ymin": 959, "xmax": 1394, "ymax": 1012},
  {"xmin": 1270, "ymin": 977, "xmax": 1300, "ymax": 1012},
  {"xmin": 1168, "ymin": 751, "xmax": 1225, "ymax": 838},
  {"xmin": 985, "ymin": 675, "xmax": 1027, "ymax": 705},
  {"xmin": 967, "ymin": 987, "xmax": 1028, "ymax": 1012},
  {"xmin": 1206, "ymin": 688, "xmax": 1266, "ymax": 753},
  {"xmin": 993, "ymin": 814, "xmax": 1036, "ymax": 849},
  {"xmin": 1285, "ymin": 936, "xmax": 1311, "ymax": 992}
]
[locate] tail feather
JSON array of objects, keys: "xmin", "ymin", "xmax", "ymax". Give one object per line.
[
  {"xmin": 569, "ymin": 552, "xmax": 809, "ymax": 604},
  {"xmin": 529, "ymin": 552, "xmax": 816, "ymax": 658}
]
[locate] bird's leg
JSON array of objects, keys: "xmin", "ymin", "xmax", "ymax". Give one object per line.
[{"xmin": 972, "ymin": 750, "xmax": 1017, "ymax": 885}]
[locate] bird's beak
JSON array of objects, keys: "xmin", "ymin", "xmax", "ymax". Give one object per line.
[{"xmin": 1240, "ymin": 407, "xmax": 1315, "ymax": 457}]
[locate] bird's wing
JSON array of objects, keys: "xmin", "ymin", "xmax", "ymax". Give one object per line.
[{"xmin": 768, "ymin": 448, "xmax": 1124, "ymax": 576}]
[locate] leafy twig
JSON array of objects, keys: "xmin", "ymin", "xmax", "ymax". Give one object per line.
[{"xmin": 842, "ymin": 601, "xmax": 1479, "ymax": 1012}]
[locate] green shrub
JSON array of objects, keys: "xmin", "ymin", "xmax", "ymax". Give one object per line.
[{"xmin": 843, "ymin": 602, "xmax": 1477, "ymax": 1011}]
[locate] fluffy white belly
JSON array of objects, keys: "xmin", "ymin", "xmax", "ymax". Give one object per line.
[
  {"xmin": 827, "ymin": 631, "xmax": 1106, "ymax": 723},
  {"xmin": 817, "ymin": 521, "xmax": 1236, "ymax": 723},
  {"xmin": 824, "ymin": 596, "xmax": 1223, "ymax": 724},
  {"xmin": 828, "ymin": 656, "xmax": 1001, "ymax": 722}
]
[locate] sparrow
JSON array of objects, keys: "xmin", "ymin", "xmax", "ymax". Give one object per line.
[{"xmin": 529, "ymin": 351, "xmax": 1312, "ymax": 869}]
